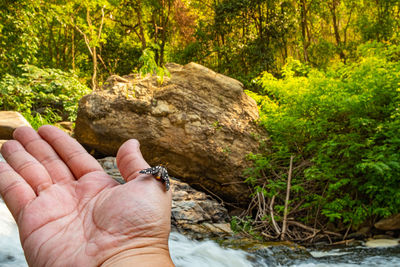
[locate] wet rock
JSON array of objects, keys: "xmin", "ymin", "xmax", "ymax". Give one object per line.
[
  {"xmin": 75, "ymin": 63, "xmax": 267, "ymax": 206},
  {"xmin": 372, "ymin": 234, "xmax": 396, "ymax": 239},
  {"xmin": 0, "ymin": 111, "xmax": 31, "ymax": 139},
  {"xmin": 348, "ymin": 226, "xmax": 371, "ymax": 239},
  {"xmin": 97, "ymin": 157, "xmax": 233, "ymax": 239},
  {"xmin": 385, "ymin": 231, "xmax": 397, "ymax": 237},
  {"xmin": 253, "ymin": 245, "xmax": 312, "ymax": 266},
  {"xmin": 365, "ymin": 238, "xmax": 400, "ymax": 248},
  {"xmin": 374, "ymin": 213, "xmax": 400, "ymax": 231}
]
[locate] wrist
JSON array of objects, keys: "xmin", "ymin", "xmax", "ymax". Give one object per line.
[{"xmin": 100, "ymin": 246, "xmax": 174, "ymax": 267}]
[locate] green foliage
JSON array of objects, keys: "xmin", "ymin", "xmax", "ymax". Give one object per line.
[
  {"xmin": 2, "ymin": 0, "xmax": 400, "ymax": 90},
  {"xmin": 247, "ymin": 43, "xmax": 400, "ymax": 227},
  {"xmin": 0, "ymin": 65, "xmax": 90, "ymax": 128},
  {"xmin": 231, "ymin": 216, "xmax": 260, "ymax": 239},
  {"xmin": 139, "ymin": 48, "xmax": 170, "ymax": 84},
  {"xmin": 0, "ymin": 0, "xmax": 40, "ymax": 77},
  {"xmin": 101, "ymin": 29, "xmax": 143, "ymax": 75}
]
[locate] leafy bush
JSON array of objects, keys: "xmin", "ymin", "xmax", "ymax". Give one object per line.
[
  {"xmin": 139, "ymin": 47, "xmax": 170, "ymax": 84},
  {"xmin": 246, "ymin": 43, "xmax": 400, "ymax": 229},
  {"xmin": 0, "ymin": 65, "xmax": 90, "ymax": 128}
]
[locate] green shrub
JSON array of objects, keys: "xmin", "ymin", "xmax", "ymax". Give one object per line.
[
  {"xmin": 0, "ymin": 65, "xmax": 90, "ymax": 128},
  {"xmin": 139, "ymin": 47, "xmax": 170, "ymax": 84},
  {"xmin": 246, "ymin": 43, "xmax": 400, "ymax": 229}
]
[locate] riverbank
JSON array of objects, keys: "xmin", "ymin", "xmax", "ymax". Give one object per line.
[
  {"xmin": 2, "ymin": 198, "xmax": 400, "ymax": 267},
  {"xmin": 1, "ymin": 151, "xmax": 400, "ymax": 266}
]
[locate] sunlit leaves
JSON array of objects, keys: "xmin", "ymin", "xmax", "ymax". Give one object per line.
[
  {"xmin": 0, "ymin": 65, "xmax": 90, "ymax": 127},
  {"xmin": 139, "ymin": 48, "xmax": 170, "ymax": 84},
  {"xmin": 247, "ymin": 43, "xmax": 400, "ymax": 227}
]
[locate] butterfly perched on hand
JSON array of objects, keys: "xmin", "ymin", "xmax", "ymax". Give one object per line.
[{"xmin": 139, "ymin": 166, "xmax": 170, "ymax": 191}]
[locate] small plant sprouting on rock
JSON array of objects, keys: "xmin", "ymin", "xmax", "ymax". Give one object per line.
[
  {"xmin": 223, "ymin": 146, "xmax": 231, "ymax": 155},
  {"xmin": 138, "ymin": 47, "xmax": 170, "ymax": 85},
  {"xmin": 211, "ymin": 121, "xmax": 222, "ymax": 130}
]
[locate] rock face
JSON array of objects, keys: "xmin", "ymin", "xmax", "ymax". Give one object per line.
[
  {"xmin": 0, "ymin": 111, "xmax": 31, "ymax": 139},
  {"xmin": 75, "ymin": 63, "xmax": 266, "ymax": 205},
  {"xmin": 374, "ymin": 213, "xmax": 400, "ymax": 231},
  {"xmin": 170, "ymin": 178, "xmax": 233, "ymax": 239},
  {"xmin": 98, "ymin": 157, "xmax": 233, "ymax": 238}
]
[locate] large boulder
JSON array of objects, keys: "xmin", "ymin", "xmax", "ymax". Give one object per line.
[
  {"xmin": 0, "ymin": 111, "xmax": 32, "ymax": 150},
  {"xmin": 75, "ymin": 63, "xmax": 266, "ymax": 205},
  {"xmin": 0, "ymin": 111, "xmax": 31, "ymax": 139},
  {"xmin": 374, "ymin": 213, "xmax": 400, "ymax": 231}
]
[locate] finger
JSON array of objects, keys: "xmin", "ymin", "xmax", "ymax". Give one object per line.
[
  {"xmin": 13, "ymin": 127, "xmax": 75, "ymax": 184},
  {"xmin": 1, "ymin": 140, "xmax": 53, "ymax": 194},
  {"xmin": 116, "ymin": 139, "xmax": 150, "ymax": 182},
  {"xmin": 37, "ymin": 125, "xmax": 103, "ymax": 179},
  {"xmin": 0, "ymin": 161, "xmax": 36, "ymax": 220}
]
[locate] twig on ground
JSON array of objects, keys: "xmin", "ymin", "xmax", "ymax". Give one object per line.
[{"xmin": 343, "ymin": 220, "xmax": 353, "ymax": 240}]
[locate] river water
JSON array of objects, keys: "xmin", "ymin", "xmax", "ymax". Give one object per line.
[{"xmin": 1, "ymin": 200, "xmax": 400, "ymax": 267}]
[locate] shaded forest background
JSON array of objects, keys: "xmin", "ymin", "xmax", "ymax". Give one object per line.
[{"xmin": 1, "ymin": 0, "xmax": 400, "ymax": 241}]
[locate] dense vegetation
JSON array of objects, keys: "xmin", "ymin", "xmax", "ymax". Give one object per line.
[
  {"xmin": 1, "ymin": 0, "xmax": 399, "ymax": 240},
  {"xmin": 0, "ymin": 65, "xmax": 90, "ymax": 128},
  {"xmin": 243, "ymin": 42, "xmax": 400, "ymax": 240}
]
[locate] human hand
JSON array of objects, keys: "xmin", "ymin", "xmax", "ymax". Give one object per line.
[{"xmin": 0, "ymin": 125, "xmax": 173, "ymax": 266}]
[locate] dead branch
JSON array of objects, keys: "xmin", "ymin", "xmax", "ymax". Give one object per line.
[
  {"xmin": 299, "ymin": 231, "xmax": 318, "ymax": 242},
  {"xmin": 331, "ymin": 239, "xmax": 355, "ymax": 246},
  {"xmin": 193, "ymin": 183, "xmax": 242, "ymax": 210},
  {"xmin": 72, "ymin": 19, "xmax": 93, "ymax": 56},
  {"xmin": 262, "ymin": 231, "xmax": 277, "ymax": 239},
  {"xmin": 269, "ymin": 195, "xmax": 281, "ymax": 235},
  {"xmin": 343, "ymin": 219, "xmax": 353, "ymax": 240},
  {"xmin": 281, "ymin": 155, "xmax": 294, "ymax": 240},
  {"xmin": 288, "ymin": 199, "xmax": 305, "ymax": 216},
  {"xmin": 97, "ymin": 53, "xmax": 111, "ymax": 74},
  {"xmin": 288, "ymin": 221, "xmax": 342, "ymax": 238},
  {"xmin": 221, "ymin": 181, "xmax": 247, "ymax": 185}
]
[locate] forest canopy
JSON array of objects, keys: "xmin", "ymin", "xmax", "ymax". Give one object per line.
[{"xmin": 1, "ymin": 0, "xmax": 399, "ymax": 86}]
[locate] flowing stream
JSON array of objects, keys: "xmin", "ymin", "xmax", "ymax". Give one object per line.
[{"xmin": 1, "ymin": 199, "xmax": 400, "ymax": 267}]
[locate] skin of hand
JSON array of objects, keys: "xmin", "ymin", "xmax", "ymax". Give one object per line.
[{"xmin": 0, "ymin": 125, "xmax": 174, "ymax": 267}]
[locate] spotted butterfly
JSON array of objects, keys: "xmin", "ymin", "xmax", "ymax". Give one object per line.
[{"xmin": 139, "ymin": 166, "xmax": 170, "ymax": 191}]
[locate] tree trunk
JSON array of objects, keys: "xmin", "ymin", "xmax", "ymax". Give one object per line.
[
  {"xmin": 92, "ymin": 47, "xmax": 97, "ymax": 90},
  {"xmin": 135, "ymin": 0, "xmax": 147, "ymax": 50},
  {"xmin": 48, "ymin": 19, "xmax": 55, "ymax": 67},
  {"xmin": 72, "ymin": 28, "xmax": 75, "ymax": 71},
  {"xmin": 158, "ymin": 0, "xmax": 171, "ymax": 66},
  {"xmin": 300, "ymin": 0, "xmax": 309, "ymax": 62},
  {"xmin": 330, "ymin": 0, "xmax": 346, "ymax": 61}
]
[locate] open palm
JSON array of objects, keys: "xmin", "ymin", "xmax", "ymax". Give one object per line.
[{"xmin": 0, "ymin": 126, "xmax": 172, "ymax": 266}]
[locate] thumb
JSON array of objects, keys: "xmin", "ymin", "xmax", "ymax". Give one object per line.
[{"xmin": 116, "ymin": 139, "xmax": 150, "ymax": 182}]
